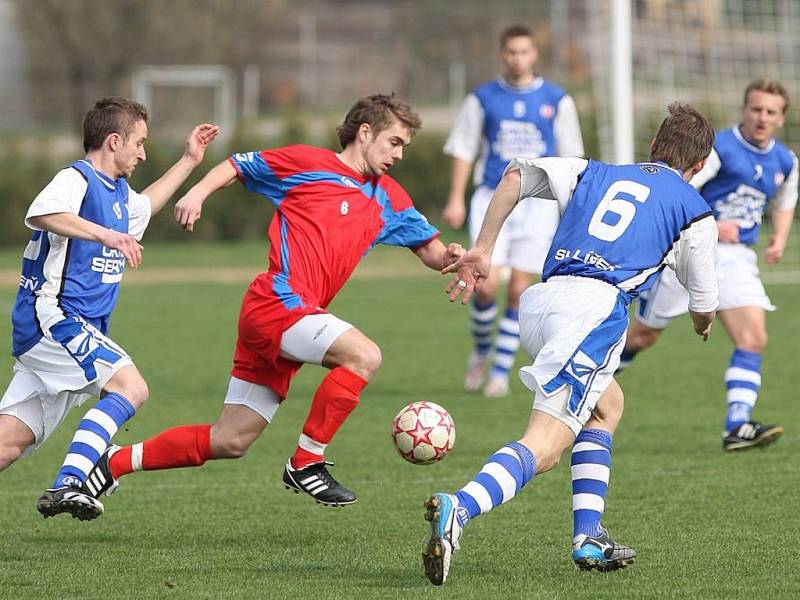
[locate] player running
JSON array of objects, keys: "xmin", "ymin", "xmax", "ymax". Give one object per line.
[
  {"xmin": 0, "ymin": 97, "xmax": 218, "ymax": 520},
  {"xmin": 619, "ymin": 80, "xmax": 797, "ymax": 451},
  {"xmin": 421, "ymin": 103, "xmax": 719, "ymax": 584},
  {"xmin": 78, "ymin": 94, "xmax": 463, "ymax": 513}
]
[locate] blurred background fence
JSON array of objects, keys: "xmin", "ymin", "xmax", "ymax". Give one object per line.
[{"xmin": 1, "ymin": 0, "xmax": 798, "ymax": 274}]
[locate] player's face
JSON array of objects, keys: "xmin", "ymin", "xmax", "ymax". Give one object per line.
[
  {"xmin": 363, "ymin": 121, "xmax": 412, "ymax": 176},
  {"xmin": 501, "ymin": 36, "xmax": 538, "ymax": 80},
  {"xmin": 114, "ymin": 119, "xmax": 148, "ymax": 179},
  {"xmin": 740, "ymin": 90, "xmax": 786, "ymax": 148}
]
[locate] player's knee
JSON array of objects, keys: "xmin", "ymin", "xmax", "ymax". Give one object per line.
[
  {"xmin": 737, "ymin": 331, "xmax": 767, "ymax": 353},
  {"xmin": 350, "ymin": 340, "xmax": 382, "ymax": 381},
  {"xmin": 125, "ymin": 377, "xmax": 150, "ymax": 409}
]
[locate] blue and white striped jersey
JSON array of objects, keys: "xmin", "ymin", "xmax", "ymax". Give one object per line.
[
  {"xmin": 510, "ymin": 157, "xmax": 718, "ymax": 311},
  {"xmin": 445, "ymin": 77, "xmax": 584, "ymax": 190},
  {"xmin": 690, "ymin": 127, "xmax": 798, "ymax": 245},
  {"xmin": 12, "ymin": 160, "xmax": 151, "ymax": 356}
]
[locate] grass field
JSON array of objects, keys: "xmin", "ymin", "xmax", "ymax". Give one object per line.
[{"xmin": 0, "ymin": 241, "xmax": 798, "ymax": 599}]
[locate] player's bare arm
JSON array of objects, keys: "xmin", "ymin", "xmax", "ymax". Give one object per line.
[
  {"xmin": 442, "ymin": 158, "xmax": 473, "ymax": 229},
  {"xmin": 443, "ymin": 168, "xmax": 522, "ymax": 303},
  {"xmin": 174, "ymin": 158, "xmax": 238, "ymax": 232},
  {"xmin": 27, "ymin": 213, "xmax": 143, "ymax": 268},
  {"xmin": 764, "ymin": 207, "xmax": 794, "ymax": 263},
  {"xmin": 413, "ymin": 240, "xmax": 465, "ymax": 271},
  {"xmin": 143, "ymin": 124, "xmax": 220, "ymax": 215}
]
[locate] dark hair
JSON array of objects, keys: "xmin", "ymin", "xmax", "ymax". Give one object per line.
[
  {"xmin": 82, "ymin": 97, "xmax": 148, "ymax": 152},
  {"xmin": 500, "ymin": 24, "xmax": 534, "ymax": 48},
  {"xmin": 743, "ymin": 79, "xmax": 790, "ymax": 113},
  {"xmin": 650, "ymin": 103, "xmax": 715, "ymax": 172},
  {"xmin": 336, "ymin": 94, "xmax": 422, "ymax": 149}
]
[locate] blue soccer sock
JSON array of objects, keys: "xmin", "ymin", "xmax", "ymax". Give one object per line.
[
  {"xmin": 489, "ymin": 308, "xmax": 520, "ymax": 380},
  {"xmin": 454, "ymin": 441, "xmax": 536, "ymax": 526},
  {"xmin": 571, "ymin": 428, "xmax": 613, "ymax": 538},
  {"xmin": 725, "ymin": 349, "xmax": 761, "ymax": 432},
  {"xmin": 470, "ymin": 299, "xmax": 497, "ymax": 359},
  {"xmin": 52, "ymin": 392, "xmax": 136, "ymax": 488}
]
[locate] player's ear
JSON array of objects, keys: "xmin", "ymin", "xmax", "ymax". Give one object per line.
[
  {"xmin": 358, "ymin": 123, "xmax": 372, "ymax": 143},
  {"xmin": 107, "ymin": 132, "xmax": 121, "ymax": 152}
]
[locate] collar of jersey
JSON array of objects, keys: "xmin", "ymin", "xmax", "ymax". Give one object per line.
[
  {"xmin": 496, "ymin": 76, "xmax": 543, "ymax": 94},
  {"xmin": 639, "ymin": 161, "xmax": 682, "ymax": 178},
  {"xmin": 78, "ymin": 159, "xmax": 118, "ymax": 190},
  {"xmin": 732, "ymin": 125, "xmax": 775, "ymax": 155}
]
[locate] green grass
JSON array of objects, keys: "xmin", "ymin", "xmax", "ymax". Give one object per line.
[{"xmin": 0, "ymin": 243, "xmax": 798, "ymax": 599}]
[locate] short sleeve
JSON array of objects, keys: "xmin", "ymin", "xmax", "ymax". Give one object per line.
[
  {"xmin": 507, "ymin": 156, "xmax": 589, "ymax": 214},
  {"xmin": 229, "ymin": 151, "xmax": 287, "ymax": 205},
  {"xmin": 377, "ymin": 182, "xmax": 440, "ymax": 248},
  {"xmin": 25, "ymin": 168, "xmax": 88, "ymax": 230},
  {"xmin": 127, "ymin": 185, "xmax": 153, "ymax": 241}
]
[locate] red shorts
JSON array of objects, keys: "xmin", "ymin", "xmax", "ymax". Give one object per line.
[{"xmin": 231, "ymin": 274, "xmax": 324, "ymax": 399}]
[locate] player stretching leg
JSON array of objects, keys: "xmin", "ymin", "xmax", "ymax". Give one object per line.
[
  {"xmin": 0, "ymin": 97, "xmax": 218, "ymax": 520},
  {"xmin": 81, "ymin": 94, "xmax": 464, "ymax": 510},
  {"xmin": 442, "ymin": 24, "xmax": 584, "ymax": 397},
  {"xmin": 619, "ymin": 80, "xmax": 796, "ymax": 451},
  {"xmin": 422, "ymin": 104, "xmax": 720, "ymax": 584}
]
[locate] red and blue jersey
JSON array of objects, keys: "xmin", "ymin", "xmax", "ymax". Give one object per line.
[{"xmin": 229, "ymin": 145, "xmax": 439, "ymax": 310}]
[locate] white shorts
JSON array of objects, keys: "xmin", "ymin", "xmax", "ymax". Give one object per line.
[
  {"xmin": 469, "ymin": 186, "xmax": 554, "ymax": 274},
  {"xmin": 636, "ymin": 244, "xmax": 775, "ymax": 329},
  {"xmin": 517, "ymin": 277, "xmax": 628, "ymax": 436},
  {"xmin": 223, "ymin": 313, "xmax": 354, "ymax": 422},
  {"xmin": 0, "ymin": 316, "xmax": 132, "ymax": 454},
  {"xmin": 0, "ymin": 364, "xmax": 91, "ymax": 456}
]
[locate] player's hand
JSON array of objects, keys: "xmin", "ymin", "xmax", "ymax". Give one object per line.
[
  {"xmin": 184, "ymin": 124, "xmax": 220, "ymax": 167},
  {"xmin": 764, "ymin": 236, "xmax": 785, "ymax": 264},
  {"xmin": 174, "ymin": 193, "xmax": 204, "ymax": 232},
  {"xmin": 442, "ymin": 195, "xmax": 466, "ymax": 229},
  {"xmin": 98, "ymin": 229, "xmax": 144, "ymax": 269},
  {"xmin": 696, "ymin": 321, "xmax": 713, "ymax": 342},
  {"xmin": 442, "ymin": 247, "xmax": 490, "ymax": 304},
  {"xmin": 443, "ymin": 242, "xmax": 465, "ymax": 269},
  {"xmin": 716, "ymin": 220, "xmax": 739, "ymax": 243}
]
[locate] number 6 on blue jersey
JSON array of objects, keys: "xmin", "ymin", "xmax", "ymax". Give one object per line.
[{"xmin": 588, "ymin": 181, "xmax": 651, "ymax": 242}]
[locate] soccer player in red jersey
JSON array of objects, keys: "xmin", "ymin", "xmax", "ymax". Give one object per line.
[{"xmin": 80, "ymin": 94, "xmax": 464, "ymax": 509}]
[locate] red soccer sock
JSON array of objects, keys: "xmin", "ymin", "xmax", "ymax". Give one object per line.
[
  {"xmin": 291, "ymin": 367, "xmax": 368, "ymax": 469},
  {"xmin": 110, "ymin": 424, "xmax": 214, "ymax": 479}
]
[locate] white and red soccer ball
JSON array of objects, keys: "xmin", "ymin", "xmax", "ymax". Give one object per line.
[{"xmin": 391, "ymin": 401, "xmax": 456, "ymax": 464}]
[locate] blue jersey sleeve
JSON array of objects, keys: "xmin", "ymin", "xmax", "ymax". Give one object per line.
[
  {"xmin": 229, "ymin": 152, "xmax": 286, "ymax": 206},
  {"xmin": 378, "ymin": 206, "xmax": 440, "ymax": 249}
]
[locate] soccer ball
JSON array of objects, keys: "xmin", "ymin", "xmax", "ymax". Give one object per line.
[{"xmin": 391, "ymin": 401, "xmax": 456, "ymax": 465}]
